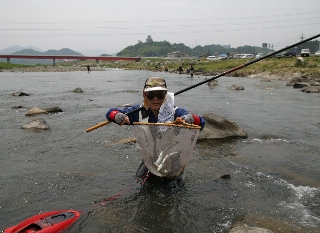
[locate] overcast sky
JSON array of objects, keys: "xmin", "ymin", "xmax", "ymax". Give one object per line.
[{"xmin": 1, "ymin": 0, "xmax": 319, "ymax": 54}]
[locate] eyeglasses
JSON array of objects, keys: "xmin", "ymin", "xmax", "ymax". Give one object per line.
[{"xmin": 146, "ymin": 91, "xmax": 166, "ymax": 100}]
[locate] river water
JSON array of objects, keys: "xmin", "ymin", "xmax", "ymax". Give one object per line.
[{"xmin": 0, "ymin": 69, "xmax": 319, "ymax": 232}]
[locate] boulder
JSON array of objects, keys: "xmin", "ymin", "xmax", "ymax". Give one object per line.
[
  {"xmin": 207, "ymin": 79, "xmax": 219, "ymax": 86},
  {"xmin": 301, "ymin": 86, "xmax": 320, "ymax": 93},
  {"xmin": 73, "ymin": 87, "xmax": 84, "ymax": 93},
  {"xmin": 198, "ymin": 113, "xmax": 247, "ymax": 140},
  {"xmin": 229, "ymin": 84, "xmax": 244, "ymax": 90},
  {"xmin": 21, "ymin": 118, "xmax": 49, "ymax": 130},
  {"xmin": 12, "ymin": 92, "xmax": 30, "ymax": 96},
  {"xmin": 286, "ymin": 77, "xmax": 309, "ymax": 86},
  {"xmin": 293, "ymin": 82, "xmax": 310, "ymax": 89},
  {"xmin": 229, "ymin": 225, "xmax": 274, "ymax": 233},
  {"xmin": 25, "ymin": 107, "xmax": 48, "ymax": 116},
  {"xmin": 45, "ymin": 106, "xmax": 63, "ymax": 113},
  {"xmin": 11, "ymin": 106, "xmax": 23, "ymax": 109}
]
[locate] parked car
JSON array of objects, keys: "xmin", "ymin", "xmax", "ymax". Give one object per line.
[
  {"xmin": 233, "ymin": 54, "xmax": 243, "ymax": 59},
  {"xmin": 315, "ymin": 51, "xmax": 320, "ymax": 56},
  {"xmin": 241, "ymin": 54, "xmax": 254, "ymax": 59},
  {"xmin": 301, "ymin": 49, "xmax": 310, "ymax": 57},
  {"xmin": 207, "ymin": 56, "xmax": 216, "ymax": 60},
  {"xmin": 266, "ymin": 52, "xmax": 274, "ymax": 58},
  {"xmin": 275, "ymin": 51, "xmax": 295, "ymax": 58},
  {"xmin": 255, "ymin": 53, "xmax": 264, "ymax": 59},
  {"xmin": 217, "ymin": 54, "xmax": 227, "ymax": 60}
]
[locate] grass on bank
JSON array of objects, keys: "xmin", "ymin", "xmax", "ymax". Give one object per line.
[
  {"xmin": 0, "ymin": 62, "xmax": 34, "ymax": 70},
  {"xmin": 113, "ymin": 56, "xmax": 320, "ymax": 77},
  {"xmin": 2, "ymin": 56, "xmax": 320, "ymax": 77}
]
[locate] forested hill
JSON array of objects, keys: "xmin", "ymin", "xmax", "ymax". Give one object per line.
[
  {"xmin": 12, "ymin": 48, "xmax": 83, "ymax": 56},
  {"xmin": 117, "ymin": 41, "xmax": 273, "ymax": 57},
  {"xmin": 117, "ymin": 40, "xmax": 319, "ymax": 57}
]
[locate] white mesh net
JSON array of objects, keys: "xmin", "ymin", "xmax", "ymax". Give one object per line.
[{"xmin": 133, "ymin": 123, "xmax": 200, "ymax": 179}]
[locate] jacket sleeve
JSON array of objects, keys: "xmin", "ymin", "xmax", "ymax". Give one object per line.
[
  {"xmin": 174, "ymin": 107, "xmax": 205, "ymax": 130},
  {"xmin": 106, "ymin": 105, "xmax": 141, "ymax": 125}
]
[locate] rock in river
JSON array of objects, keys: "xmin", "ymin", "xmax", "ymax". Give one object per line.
[
  {"xmin": 45, "ymin": 106, "xmax": 63, "ymax": 113},
  {"xmin": 12, "ymin": 92, "xmax": 30, "ymax": 96},
  {"xmin": 73, "ymin": 87, "xmax": 84, "ymax": 93},
  {"xmin": 21, "ymin": 118, "xmax": 49, "ymax": 130},
  {"xmin": 198, "ymin": 113, "xmax": 247, "ymax": 140},
  {"xmin": 25, "ymin": 107, "xmax": 48, "ymax": 116},
  {"xmin": 229, "ymin": 84, "xmax": 244, "ymax": 90}
]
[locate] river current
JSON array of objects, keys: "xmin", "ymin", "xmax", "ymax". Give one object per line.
[{"xmin": 0, "ymin": 69, "xmax": 319, "ymax": 232}]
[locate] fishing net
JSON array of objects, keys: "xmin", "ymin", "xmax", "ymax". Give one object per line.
[{"xmin": 133, "ymin": 122, "xmax": 200, "ymax": 179}]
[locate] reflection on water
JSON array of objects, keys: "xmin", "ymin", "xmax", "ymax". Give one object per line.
[{"xmin": 0, "ymin": 70, "xmax": 319, "ymax": 232}]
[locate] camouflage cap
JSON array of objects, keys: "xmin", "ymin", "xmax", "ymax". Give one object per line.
[{"xmin": 143, "ymin": 77, "xmax": 167, "ymax": 92}]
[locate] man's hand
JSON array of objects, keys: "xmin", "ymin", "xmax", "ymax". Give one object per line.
[
  {"xmin": 181, "ymin": 114, "xmax": 194, "ymax": 124},
  {"xmin": 115, "ymin": 113, "xmax": 130, "ymax": 125}
]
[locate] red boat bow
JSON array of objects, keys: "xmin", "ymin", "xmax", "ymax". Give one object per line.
[{"xmin": 4, "ymin": 210, "xmax": 80, "ymax": 233}]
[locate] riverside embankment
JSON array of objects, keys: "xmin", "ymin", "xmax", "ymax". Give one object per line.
[{"xmin": 1, "ymin": 56, "xmax": 320, "ymax": 82}]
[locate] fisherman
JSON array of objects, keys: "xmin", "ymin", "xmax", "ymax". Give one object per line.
[
  {"xmin": 106, "ymin": 76, "xmax": 205, "ymax": 178},
  {"xmin": 86, "ymin": 65, "xmax": 91, "ymax": 73},
  {"xmin": 190, "ymin": 64, "xmax": 194, "ymax": 72}
]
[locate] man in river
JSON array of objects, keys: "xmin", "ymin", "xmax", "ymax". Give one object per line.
[
  {"xmin": 106, "ymin": 76, "xmax": 205, "ymax": 178},
  {"xmin": 86, "ymin": 65, "xmax": 91, "ymax": 73}
]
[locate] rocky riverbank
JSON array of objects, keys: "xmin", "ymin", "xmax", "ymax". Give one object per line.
[
  {"xmin": 2, "ymin": 58, "xmax": 320, "ymax": 93},
  {"xmin": 1, "ymin": 64, "xmax": 318, "ymax": 82}
]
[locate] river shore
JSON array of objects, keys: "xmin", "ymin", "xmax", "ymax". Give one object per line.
[{"xmin": 1, "ymin": 56, "xmax": 320, "ymax": 83}]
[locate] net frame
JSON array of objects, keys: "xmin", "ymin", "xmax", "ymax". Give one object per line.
[{"xmin": 133, "ymin": 122, "xmax": 201, "ymax": 129}]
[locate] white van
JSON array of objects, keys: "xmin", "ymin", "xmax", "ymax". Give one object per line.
[
  {"xmin": 241, "ymin": 54, "xmax": 254, "ymax": 59},
  {"xmin": 255, "ymin": 53, "xmax": 264, "ymax": 59},
  {"xmin": 233, "ymin": 54, "xmax": 243, "ymax": 59},
  {"xmin": 301, "ymin": 49, "xmax": 310, "ymax": 57},
  {"xmin": 207, "ymin": 56, "xmax": 216, "ymax": 60}
]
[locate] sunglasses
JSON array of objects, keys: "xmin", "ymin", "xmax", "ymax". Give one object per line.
[{"xmin": 146, "ymin": 91, "xmax": 167, "ymax": 100}]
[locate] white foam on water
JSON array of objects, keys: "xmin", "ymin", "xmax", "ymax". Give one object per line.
[
  {"xmin": 276, "ymin": 179, "xmax": 320, "ymax": 227},
  {"xmin": 242, "ymin": 138, "xmax": 290, "ymax": 144}
]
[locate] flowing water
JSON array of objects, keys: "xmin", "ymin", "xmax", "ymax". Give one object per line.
[{"xmin": 0, "ymin": 69, "xmax": 319, "ymax": 232}]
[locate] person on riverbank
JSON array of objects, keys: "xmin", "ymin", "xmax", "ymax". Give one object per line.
[
  {"xmin": 106, "ymin": 76, "xmax": 205, "ymax": 178},
  {"xmin": 86, "ymin": 65, "xmax": 91, "ymax": 73}
]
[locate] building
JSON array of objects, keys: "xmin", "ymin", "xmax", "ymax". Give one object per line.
[{"xmin": 167, "ymin": 51, "xmax": 190, "ymax": 58}]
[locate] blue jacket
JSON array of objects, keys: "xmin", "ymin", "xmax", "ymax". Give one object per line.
[{"xmin": 106, "ymin": 104, "xmax": 205, "ymax": 130}]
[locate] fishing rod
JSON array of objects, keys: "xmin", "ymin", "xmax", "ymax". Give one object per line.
[{"xmin": 86, "ymin": 33, "xmax": 320, "ymax": 133}]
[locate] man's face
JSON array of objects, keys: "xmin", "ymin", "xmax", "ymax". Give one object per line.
[{"xmin": 144, "ymin": 91, "xmax": 167, "ymax": 111}]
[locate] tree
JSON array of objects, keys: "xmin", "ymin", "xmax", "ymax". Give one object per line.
[{"xmin": 146, "ymin": 35, "xmax": 153, "ymax": 43}]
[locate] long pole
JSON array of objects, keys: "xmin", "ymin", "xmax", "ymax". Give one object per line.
[{"xmin": 86, "ymin": 33, "xmax": 320, "ymax": 133}]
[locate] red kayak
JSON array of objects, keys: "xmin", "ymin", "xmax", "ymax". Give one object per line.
[{"xmin": 4, "ymin": 210, "xmax": 80, "ymax": 233}]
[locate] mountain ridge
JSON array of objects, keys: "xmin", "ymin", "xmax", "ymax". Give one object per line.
[
  {"xmin": 11, "ymin": 48, "xmax": 83, "ymax": 56},
  {"xmin": 0, "ymin": 46, "xmax": 112, "ymax": 56},
  {"xmin": 0, "ymin": 48, "xmax": 85, "ymax": 65}
]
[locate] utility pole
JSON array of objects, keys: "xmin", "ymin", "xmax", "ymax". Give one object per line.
[{"xmin": 300, "ymin": 34, "xmax": 304, "ymax": 41}]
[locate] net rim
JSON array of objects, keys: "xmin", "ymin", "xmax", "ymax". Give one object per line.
[{"xmin": 133, "ymin": 122, "xmax": 201, "ymax": 129}]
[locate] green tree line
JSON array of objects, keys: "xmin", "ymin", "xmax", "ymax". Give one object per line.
[{"xmin": 117, "ymin": 40, "xmax": 319, "ymax": 57}]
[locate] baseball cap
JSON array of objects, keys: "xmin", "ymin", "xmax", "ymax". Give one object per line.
[{"xmin": 143, "ymin": 77, "xmax": 167, "ymax": 92}]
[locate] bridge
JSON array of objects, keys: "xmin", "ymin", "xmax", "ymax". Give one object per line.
[{"xmin": 0, "ymin": 55, "xmax": 141, "ymax": 65}]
